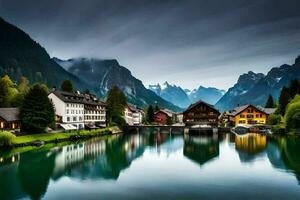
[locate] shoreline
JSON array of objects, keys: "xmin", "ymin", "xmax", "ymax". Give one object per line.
[{"xmin": 2, "ymin": 126, "xmax": 122, "ymax": 149}]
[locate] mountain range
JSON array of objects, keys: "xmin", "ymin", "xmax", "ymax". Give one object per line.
[
  {"xmin": 54, "ymin": 58, "xmax": 181, "ymax": 111},
  {"xmin": 1, "ymin": 16, "xmax": 300, "ymax": 113},
  {"xmin": 0, "ymin": 17, "xmax": 180, "ymax": 111},
  {"xmin": 149, "ymin": 82, "xmax": 225, "ymax": 108},
  {"xmin": 215, "ymin": 56, "xmax": 300, "ymax": 112}
]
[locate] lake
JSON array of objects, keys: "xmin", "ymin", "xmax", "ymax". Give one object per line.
[{"xmin": 1, "ymin": 130, "xmax": 300, "ymax": 200}]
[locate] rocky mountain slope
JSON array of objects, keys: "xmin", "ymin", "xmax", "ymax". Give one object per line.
[
  {"xmin": 54, "ymin": 58, "xmax": 181, "ymax": 111},
  {"xmin": 149, "ymin": 82, "xmax": 225, "ymax": 108},
  {"xmin": 0, "ymin": 17, "xmax": 88, "ymax": 90},
  {"xmin": 216, "ymin": 56, "xmax": 300, "ymax": 112}
]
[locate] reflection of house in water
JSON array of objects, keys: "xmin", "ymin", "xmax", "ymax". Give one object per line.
[
  {"xmin": 52, "ymin": 139, "xmax": 106, "ymax": 179},
  {"xmin": 0, "ymin": 154, "xmax": 26, "ymax": 200},
  {"xmin": 235, "ymin": 133, "xmax": 267, "ymax": 162},
  {"xmin": 125, "ymin": 134, "xmax": 145, "ymax": 161},
  {"xmin": 183, "ymin": 134, "xmax": 219, "ymax": 166}
]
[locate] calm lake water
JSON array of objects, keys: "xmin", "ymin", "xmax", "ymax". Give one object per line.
[{"xmin": 1, "ymin": 130, "xmax": 300, "ymax": 200}]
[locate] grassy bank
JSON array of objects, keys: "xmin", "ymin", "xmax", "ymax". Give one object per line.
[{"xmin": 0, "ymin": 126, "xmax": 121, "ymax": 148}]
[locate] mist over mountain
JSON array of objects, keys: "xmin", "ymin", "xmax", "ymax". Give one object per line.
[
  {"xmin": 54, "ymin": 58, "xmax": 181, "ymax": 111},
  {"xmin": 216, "ymin": 56, "xmax": 300, "ymax": 112}
]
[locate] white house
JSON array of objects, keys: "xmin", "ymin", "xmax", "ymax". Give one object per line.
[
  {"xmin": 48, "ymin": 91, "xmax": 85, "ymax": 129},
  {"xmin": 48, "ymin": 90, "xmax": 106, "ymax": 130},
  {"xmin": 125, "ymin": 104, "xmax": 144, "ymax": 125}
]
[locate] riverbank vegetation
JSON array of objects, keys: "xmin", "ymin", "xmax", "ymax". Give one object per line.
[
  {"xmin": 266, "ymin": 79, "xmax": 300, "ymax": 134},
  {"xmin": 0, "ymin": 126, "xmax": 120, "ymax": 148}
]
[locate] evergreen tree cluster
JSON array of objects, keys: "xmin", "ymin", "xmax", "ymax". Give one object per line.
[
  {"xmin": 278, "ymin": 79, "xmax": 300, "ymax": 115},
  {"xmin": 106, "ymin": 86, "xmax": 127, "ymax": 126},
  {"xmin": 20, "ymin": 84, "xmax": 55, "ymax": 133}
]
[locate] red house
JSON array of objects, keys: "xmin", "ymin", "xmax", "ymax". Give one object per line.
[{"xmin": 154, "ymin": 109, "xmax": 174, "ymax": 125}]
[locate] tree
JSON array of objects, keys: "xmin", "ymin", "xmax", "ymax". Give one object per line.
[
  {"xmin": 11, "ymin": 76, "xmax": 30, "ymax": 107},
  {"xmin": 284, "ymin": 95, "xmax": 300, "ymax": 133},
  {"xmin": 106, "ymin": 86, "xmax": 127, "ymax": 126},
  {"xmin": 60, "ymin": 80, "xmax": 74, "ymax": 93},
  {"xmin": 0, "ymin": 75, "xmax": 18, "ymax": 107},
  {"xmin": 154, "ymin": 104, "xmax": 160, "ymax": 112},
  {"xmin": 265, "ymin": 95, "xmax": 275, "ymax": 108},
  {"xmin": 278, "ymin": 86, "xmax": 291, "ymax": 116},
  {"xmin": 267, "ymin": 114, "xmax": 282, "ymax": 125},
  {"xmin": 289, "ymin": 79, "xmax": 300, "ymax": 99},
  {"xmin": 20, "ymin": 84, "xmax": 55, "ymax": 133},
  {"xmin": 166, "ymin": 116, "xmax": 173, "ymax": 125},
  {"xmin": 146, "ymin": 105, "xmax": 155, "ymax": 123}
]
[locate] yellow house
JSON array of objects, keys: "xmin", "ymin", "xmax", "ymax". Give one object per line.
[{"xmin": 228, "ymin": 104, "xmax": 269, "ymax": 126}]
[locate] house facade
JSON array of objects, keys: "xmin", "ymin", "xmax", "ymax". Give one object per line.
[
  {"xmin": 48, "ymin": 90, "xmax": 106, "ymax": 130},
  {"xmin": 183, "ymin": 100, "xmax": 220, "ymax": 126},
  {"xmin": 226, "ymin": 104, "xmax": 272, "ymax": 126},
  {"xmin": 125, "ymin": 104, "xmax": 143, "ymax": 125},
  {"xmin": 154, "ymin": 109, "xmax": 175, "ymax": 125},
  {"xmin": 0, "ymin": 108, "xmax": 20, "ymax": 130}
]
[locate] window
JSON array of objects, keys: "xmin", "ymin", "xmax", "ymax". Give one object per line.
[
  {"xmin": 73, "ymin": 117, "xmax": 77, "ymax": 121},
  {"xmin": 240, "ymin": 114, "xmax": 245, "ymax": 118},
  {"xmin": 256, "ymin": 114, "xmax": 259, "ymax": 118},
  {"xmin": 67, "ymin": 104, "xmax": 69, "ymax": 107},
  {"xmin": 66, "ymin": 109, "xmax": 69, "ymax": 114},
  {"xmin": 67, "ymin": 117, "xmax": 70, "ymax": 122},
  {"xmin": 260, "ymin": 114, "xmax": 263, "ymax": 118}
]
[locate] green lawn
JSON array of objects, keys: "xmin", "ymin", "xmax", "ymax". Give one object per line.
[{"xmin": 12, "ymin": 127, "xmax": 117, "ymax": 145}]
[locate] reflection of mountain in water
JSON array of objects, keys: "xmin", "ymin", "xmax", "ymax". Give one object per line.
[
  {"xmin": 235, "ymin": 134, "xmax": 267, "ymax": 162},
  {"xmin": 268, "ymin": 136, "xmax": 300, "ymax": 185},
  {"xmin": 183, "ymin": 134, "xmax": 219, "ymax": 166}
]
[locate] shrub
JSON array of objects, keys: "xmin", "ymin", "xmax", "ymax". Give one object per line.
[
  {"xmin": 0, "ymin": 131, "xmax": 16, "ymax": 147},
  {"xmin": 267, "ymin": 114, "xmax": 282, "ymax": 125},
  {"xmin": 285, "ymin": 95, "xmax": 300, "ymax": 133}
]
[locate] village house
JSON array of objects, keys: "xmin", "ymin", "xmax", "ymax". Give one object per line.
[
  {"xmin": 125, "ymin": 104, "xmax": 143, "ymax": 125},
  {"xmin": 183, "ymin": 100, "xmax": 220, "ymax": 126},
  {"xmin": 154, "ymin": 109, "xmax": 175, "ymax": 125},
  {"xmin": 224, "ymin": 104, "xmax": 275, "ymax": 126},
  {"xmin": 48, "ymin": 90, "xmax": 106, "ymax": 130},
  {"xmin": 0, "ymin": 108, "xmax": 20, "ymax": 130}
]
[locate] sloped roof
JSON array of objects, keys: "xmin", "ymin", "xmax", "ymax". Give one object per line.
[
  {"xmin": 183, "ymin": 100, "xmax": 220, "ymax": 114},
  {"xmin": 0, "ymin": 108, "xmax": 20, "ymax": 122},
  {"xmin": 257, "ymin": 106, "xmax": 276, "ymax": 115},
  {"xmin": 228, "ymin": 104, "xmax": 268, "ymax": 116},
  {"xmin": 50, "ymin": 90, "xmax": 106, "ymax": 106},
  {"xmin": 155, "ymin": 109, "xmax": 175, "ymax": 117}
]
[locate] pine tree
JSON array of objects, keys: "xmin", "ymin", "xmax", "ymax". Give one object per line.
[
  {"xmin": 289, "ymin": 79, "xmax": 300, "ymax": 99},
  {"xmin": 60, "ymin": 80, "xmax": 74, "ymax": 93},
  {"xmin": 106, "ymin": 86, "xmax": 127, "ymax": 126},
  {"xmin": 265, "ymin": 95, "xmax": 275, "ymax": 108},
  {"xmin": 278, "ymin": 86, "xmax": 291, "ymax": 116},
  {"xmin": 146, "ymin": 105, "xmax": 155, "ymax": 123},
  {"xmin": 20, "ymin": 84, "xmax": 55, "ymax": 133},
  {"xmin": 154, "ymin": 104, "xmax": 160, "ymax": 112}
]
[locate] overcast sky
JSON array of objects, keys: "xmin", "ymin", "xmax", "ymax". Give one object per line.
[{"xmin": 1, "ymin": 0, "xmax": 300, "ymax": 90}]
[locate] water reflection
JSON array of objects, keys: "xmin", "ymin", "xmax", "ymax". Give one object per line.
[
  {"xmin": 235, "ymin": 133, "xmax": 267, "ymax": 162},
  {"xmin": 184, "ymin": 133, "xmax": 219, "ymax": 166},
  {"xmin": 1, "ymin": 132, "xmax": 300, "ymax": 199}
]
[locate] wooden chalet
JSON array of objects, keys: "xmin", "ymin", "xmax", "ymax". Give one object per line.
[
  {"xmin": 183, "ymin": 100, "xmax": 220, "ymax": 126},
  {"xmin": 0, "ymin": 108, "xmax": 20, "ymax": 130}
]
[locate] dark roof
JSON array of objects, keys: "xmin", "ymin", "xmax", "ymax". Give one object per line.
[
  {"xmin": 228, "ymin": 104, "xmax": 268, "ymax": 116},
  {"xmin": 183, "ymin": 100, "xmax": 220, "ymax": 114},
  {"xmin": 50, "ymin": 90, "xmax": 106, "ymax": 106},
  {"xmin": 0, "ymin": 108, "xmax": 20, "ymax": 122}
]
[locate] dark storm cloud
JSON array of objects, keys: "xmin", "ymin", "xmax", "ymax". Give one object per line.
[{"xmin": 0, "ymin": 0, "xmax": 300, "ymax": 89}]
